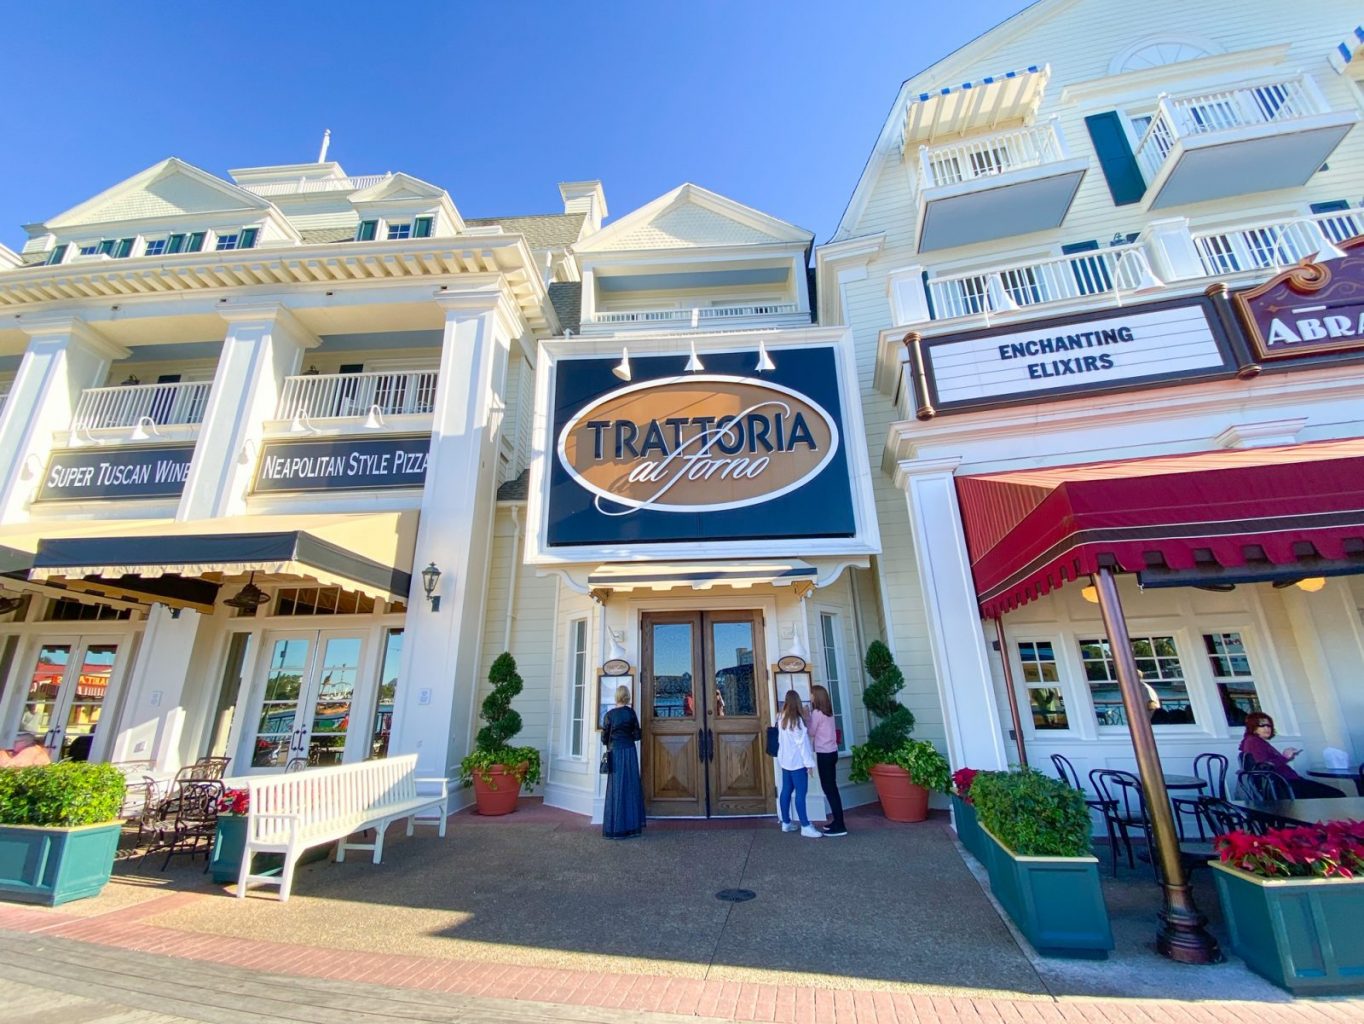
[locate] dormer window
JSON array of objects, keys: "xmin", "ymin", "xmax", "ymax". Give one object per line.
[
  {"xmin": 144, "ymin": 239, "xmax": 167, "ymax": 257},
  {"xmin": 356, "ymin": 220, "xmax": 378, "ymax": 242},
  {"xmin": 214, "ymin": 227, "xmax": 258, "ymax": 252},
  {"xmin": 46, "ymin": 244, "xmax": 69, "ymax": 265},
  {"xmin": 76, "ymin": 238, "xmax": 135, "ymax": 258},
  {"xmin": 386, "ymin": 222, "xmax": 411, "ymax": 240}
]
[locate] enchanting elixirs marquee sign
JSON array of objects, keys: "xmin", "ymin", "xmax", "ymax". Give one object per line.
[{"xmin": 546, "ymin": 348, "xmax": 856, "ymax": 546}]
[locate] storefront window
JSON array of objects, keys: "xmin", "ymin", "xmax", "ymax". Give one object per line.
[
  {"xmin": 1017, "ymin": 640, "xmax": 1068, "ymax": 730},
  {"xmin": 1203, "ymin": 632, "xmax": 1261, "ymax": 727},
  {"xmin": 818, "ymin": 613, "xmax": 848, "ymax": 749},
  {"xmin": 1078, "ymin": 635, "xmax": 1194, "ymax": 726},
  {"xmin": 568, "ymin": 619, "xmax": 587, "ymax": 757},
  {"xmin": 275, "ymin": 587, "xmax": 375, "ymax": 616},
  {"xmin": 370, "ymin": 629, "xmax": 403, "ymax": 758}
]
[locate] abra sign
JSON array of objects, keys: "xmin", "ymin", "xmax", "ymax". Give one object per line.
[
  {"xmin": 1234, "ymin": 234, "xmax": 1364, "ymax": 361},
  {"xmin": 913, "ymin": 296, "xmax": 1232, "ymax": 416},
  {"xmin": 548, "ymin": 348, "xmax": 854, "ymax": 546},
  {"xmin": 37, "ymin": 445, "xmax": 194, "ymax": 502},
  {"xmin": 252, "ymin": 435, "xmax": 430, "ymax": 493}
]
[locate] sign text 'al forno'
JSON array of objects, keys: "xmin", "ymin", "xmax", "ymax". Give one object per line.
[{"xmin": 548, "ymin": 348, "xmax": 855, "ymax": 546}]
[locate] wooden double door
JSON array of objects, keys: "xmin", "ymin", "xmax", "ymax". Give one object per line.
[{"xmin": 640, "ymin": 610, "xmax": 773, "ymax": 817}]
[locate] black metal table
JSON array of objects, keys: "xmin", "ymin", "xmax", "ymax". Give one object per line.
[
  {"xmin": 1306, "ymin": 766, "xmax": 1363, "ymax": 795},
  {"xmin": 1230, "ymin": 795, "xmax": 1364, "ymax": 826}
]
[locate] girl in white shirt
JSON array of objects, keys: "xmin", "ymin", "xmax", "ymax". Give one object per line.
[{"xmin": 776, "ymin": 689, "xmax": 821, "ymax": 838}]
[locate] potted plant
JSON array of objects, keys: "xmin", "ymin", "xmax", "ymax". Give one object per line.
[
  {"xmin": 970, "ymin": 769, "xmax": 1114, "ymax": 958},
  {"xmin": 847, "ymin": 640, "xmax": 949, "ymax": 821},
  {"xmin": 458, "ymin": 652, "xmax": 542, "ymax": 815},
  {"xmin": 1211, "ymin": 820, "xmax": 1364, "ymax": 994},
  {"xmin": 951, "ymin": 767, "xmax": 986, "ymax": 862},
  {"xmin": 0, "ymin": 762, "xmax": 125, "ymax": 906}
]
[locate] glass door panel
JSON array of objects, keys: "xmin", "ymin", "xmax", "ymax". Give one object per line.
[
  {"xmin": 369, "ymin": 629, "xmax": 402, "ymax": 758},
  {"xmin": 307, "ymin": 636, "xmax": 361, "ymax": 767},
  {"xmin": 23, "ymin": 643, "xmax": 71, "ymax": 747},
  {"xmin": 61, "ymin": 643, "xmax": 116, "ymax": 759},
  {"xmin": 252, "ymin": 637, "xmax": 311, "ymax": 767},
  {"xmin": 641, "ymin": 615, "xmax": 704, "ymax": 816},
  {"xmin": 706, "ymin": 616, "xmax": 769, "ymax": 816}
]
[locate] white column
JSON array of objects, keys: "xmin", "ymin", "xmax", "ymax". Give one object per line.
[
  {"xmin": 1145, "ymin": 217, "xmax": 1204, "ymax": 282},
  {"xmin": 389, "ymin": 293, "xmax": 517, "ymax": 777},
  {"xmin": 893, "ymin": 457, "xmax": 1009, "ymax": 771},
  {"xmin": 578, "ymin": 268, "xmax": 596, "ymax": 327},
  {"xmin": 109, "ymin": 606, "xmax": 202, "ymax": 771},
  {"xmin": 886, "ymin": 266, "xmax": 930, "ymax": 326},
  {"xmin": 177, "ymin": 305, "xmax": 318, "ymax": 521},
  {"xmin": 0, "ymin": 316, "xmax": 128, "ymax": 522}
]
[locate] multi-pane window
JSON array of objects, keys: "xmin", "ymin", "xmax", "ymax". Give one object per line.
[
  {"xmin": 215, "ymin": 233, "xmax": 240, "ymax": 251},
  {"xmin": 568, "ymin": 619, "xmax": 588, "ymax": 757},
  {"xmin": 818, "ymin": 613, "xmax": 847, "ymax": 749},
  {"xmin": 386, "ymin": 222, "xmax": 412, "ymax": 240},
  {"xmin": 1017, "ymin": 641, "xmax": 1068, "ymax": 730},
  {"xmin": 78, "ymin": 244, "xmax": 100, "ymax": 256},
  {"xmin": 1078, "ymin": 635, "xmax": 1193, "ymax": 726},
  {"xmin": 1204, "ymin": 632, "xmax": 1262, "ymax": 727},
  {"xmin": 143, "ymin": 239, "xmax": 167, "ymax": 257},
  {"xmin": 274, "ymin": 586, "xmax": 376, "ymax": 616}
]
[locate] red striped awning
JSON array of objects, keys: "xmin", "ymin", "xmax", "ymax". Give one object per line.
[{"xmin": 957, "ymin": 438, "xmax": 1364, "ymax": 618}]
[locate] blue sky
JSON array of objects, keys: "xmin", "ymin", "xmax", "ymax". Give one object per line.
[{"xmin": 2, "ymin": 1, "xmax": 1032, "ymax": 252}]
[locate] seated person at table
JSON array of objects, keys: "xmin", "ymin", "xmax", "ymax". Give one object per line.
[
  {"xmin": 0, "ymin": 733, "xmax": 53, "ymax": 768},
  {"xmin": 1239, "ymin": 712, "xmax": 1342, "ymax": 799}
]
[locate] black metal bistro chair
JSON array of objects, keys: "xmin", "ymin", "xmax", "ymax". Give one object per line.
[
  {"xmin": 140, "ymin": 780, "xmax": 224, "ymax": 871},
  {"xmin": 1172, "ymin": 752, "xmax": 1228, "ymax": 840},
  {"xmin": 1198, "ymin": 795, "xmax": 1267, "ymax": 837},
  {"xmin": 1089, "ymin": 768, "xmax": 1156, "ymax": 877},
  {"xmin": 1237, "ymin": 767, "xmax": 1292, "ymax": 804},
  {"xmin": 1050, "ymin": 752, "xmax": 1118, "ymax": 849}
]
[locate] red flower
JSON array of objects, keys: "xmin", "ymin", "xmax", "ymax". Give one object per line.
[
  {"xmin": 218, "ymin": 788, "xmax": 249, "ymax": 815},
  {"xmin": 1215, "ymin": 819, "xmax": 1364, "ymax": 879},
  {"xmin": 953, "ymin": 767, "xmax": 980, "ymax": 802}
]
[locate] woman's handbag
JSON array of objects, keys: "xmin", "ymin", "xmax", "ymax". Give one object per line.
[{"xmin": 599, "ymin": 749, "xmax": 612, "ymax": 774}]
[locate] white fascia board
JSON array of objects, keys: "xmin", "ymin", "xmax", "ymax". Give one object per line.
[
  {"xmin": 580, "ymin": 241, "xmax": 811, "ymax": 273},
  {"xmin": 576, "ymin": 183, "xmax": 812, "ymax": 253},
  {"xmin": 45, "ymin": 158, "xmax": 276, "ymax": 230},
  {"xmin": 1059, "ymin": 44, "xmax": 1293, "ymax": 109}
]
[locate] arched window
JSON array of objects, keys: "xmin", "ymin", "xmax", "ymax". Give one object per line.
[{"xmin": 1110, "ymin": 37, "xmax": 1219, "ymax": 76}]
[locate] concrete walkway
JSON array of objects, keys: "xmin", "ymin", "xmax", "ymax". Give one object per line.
[{"xmin": 1, "ymin": 800, "xmax": 1359, "ymax": 1023}]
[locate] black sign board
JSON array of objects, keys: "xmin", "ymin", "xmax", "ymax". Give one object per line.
[
  {"xmin": 253, "ymin": 435, "xmax": 431, "ymax": 493},
  {"xmin": 37, "ymin": 445, "xmax": 195, "ymax": 502}
]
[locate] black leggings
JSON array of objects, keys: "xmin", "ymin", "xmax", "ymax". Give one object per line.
[{"xmin": 815, "ymin": 751, "xmax": 845, "ymax": 830}]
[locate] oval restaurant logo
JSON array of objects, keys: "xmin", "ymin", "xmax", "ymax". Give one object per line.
[{"xmin": 558, "ymin": 375, "xmax": 839, "ymax": 515}]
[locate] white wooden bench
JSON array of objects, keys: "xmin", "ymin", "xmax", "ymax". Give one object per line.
[{"xmin": 235, "ymin": 754, "xmax": 448, "ymax": 901}]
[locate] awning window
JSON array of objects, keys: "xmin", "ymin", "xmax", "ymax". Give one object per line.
[
  {"xmin": 957, "ymin": 438, "xmax": 1364, "ymax": 618},
  {"xmin": 588, "ymin": 560, "xmax": 818, "ymax": 602},
  {"xmin": 901, "ymin": 65, "xmax": 1049, "ymax": 149}
]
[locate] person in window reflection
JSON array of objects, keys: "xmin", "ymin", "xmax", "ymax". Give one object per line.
[
  {"xmin": 1239, "ymin": 711, "xmax": 1342, "ymax": 799},
  {"xmin": 0, "ymin": 733, "xmax": 53, "ymax": 768},
  {"xmin": 807, "ymin": 685, "xmax": 846, "ymax": 836},
  {"xmin": 601, "ymin": 685, "xmax": 645, "ymax": 839},
  {"xmin": 682, "ymin": 692, "xmax": 694, "ymax": 718}
]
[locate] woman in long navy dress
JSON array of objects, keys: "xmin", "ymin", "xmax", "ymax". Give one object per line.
[{"xmin": 602, "ymin": 685, "xmax": 646, "ymax": 839}]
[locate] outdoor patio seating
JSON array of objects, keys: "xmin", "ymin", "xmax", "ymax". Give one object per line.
[
  {"xmin": 1236, "ymin": 767, "xmax": 1292, "ymax": 803},
  {"xmin": 1050, "ymin": 752, "xmax": 1118, "ymax": 850},
  {"xmin": 1089, "ymin": 768, "xmax": 1155, "ymax": 878},
  {"xmin": 1198, "ymin": 795, "xmax": 1267, "ymax": 837},
  {"xmin": 1172, "ymin": 752, "xmax": 1228, "ymax": 840},
  {"xmin": 139, "ymin": 779, "xmax": 224, "ymax": 871}
]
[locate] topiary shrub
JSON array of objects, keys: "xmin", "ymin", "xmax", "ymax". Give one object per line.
[
  {"xmin": 0, "ymin": 762, "xmax": 126, "ymax": 827},
  {"xmin": 970, "ymin": 768, "xmax": 1092, "ymax": 857},
  {"xmin": 848, "ymin": 640, "xmax": 949, "ymax": 789},
  {"xmin": 458, "ymin": 652, "xmax": 542, "ymax": 788}
]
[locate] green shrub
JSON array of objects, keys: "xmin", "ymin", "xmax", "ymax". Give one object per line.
[
  {"xmin": 970, "ymin": 769, "xmax": 1092, "ymax": 857},
  {"xmin": 0, "ymin": 762, "xmax": 126, "ymax": 827},
  {"xmin": 850, "ymin": 737, "xmax": 950, "ymax": 792},
  {"xmin": 850, "ymin": 640, "xmax": 938, "ymax": 785},
  {"xmin": 459, "ymin": 652, "xmax": 542, "ymax": 788}
]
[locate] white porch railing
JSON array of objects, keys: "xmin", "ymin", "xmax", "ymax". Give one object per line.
[
  {"xmin": 239, "ymin": 175, "xmax": 391, "ymax": 198},
  {"xmin": 585, "ymin": 303, "xmax": 799, "ymax": 326},
  {"xmin": 277, "ymin": 370, "xmax": 439, "ymax": 420},
  {"xmin": 927, "ymin": 245, "xmax": 1157, "ymax": 321},
  {"xmin": 918, "ymin": 119, "xmax": 1065, "ymax": 189},
  {"xmin": 1135, "ymin": 77, "xmax": 1325, "ymax": 183},
  {"xmin": 71, "ymin": 381, "xmax": 212, "ymax": 432},
  {"xmin": 1191, "ymin": 209, "xmax": 1363, "ymax": 277}
]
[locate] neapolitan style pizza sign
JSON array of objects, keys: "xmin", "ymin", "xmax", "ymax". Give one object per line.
[
  {"xmin": 1233, "ymin": 234, "xmax": 1364, "ymax": 361},
  {"xmin": 547, "ymin": 348, "xmax": 855, "ymax": 546}
]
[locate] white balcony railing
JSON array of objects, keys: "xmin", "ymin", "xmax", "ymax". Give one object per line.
[
  {"xmin": 1191, "ymin": 209, "xmax": 1363, "ymax": 277},
  {"xmin": 238, "ymin": 174, "xmax": 391, "ymax": 198},
  {"xmin": 1135, "ymin": 78, "xmax": 1325, "ymax": 183},
  {"xmin": 71, "ymin": 381, "xmax": 212, "ymax": 433},
  {"xmin": 585, "ymin": 303, "xmax": 799, "ymax": 326},
  {"xmin": 918, "ymin": 119, "xmax": 1065, "ymax": 189},
  {"xmin": 277, "ymin": 370, "xmax": 438, "ymax": 420},
  {"xmin": 927, "ymin": 245, "xmax": 1158, "ymax": 321}
]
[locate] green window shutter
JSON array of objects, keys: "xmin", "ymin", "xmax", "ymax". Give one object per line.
[
  {"xmin": 355, "ymin": 220, "xmax": 378, "ymax": 242},
  {"xmin": 413, "ymin": 216, "xmax": 433, "ymax": 239},
  {"xmin": 46, "ymin": 244, "xmax": 69, "ymax": 266},
  {"xmin": 238, "ymin": 227, "xmax": 259, "ymax": 250},
  {"xmin": 166, "ymin": 233, "xmax": 186, "ymax": 254},
  {"xmin": 186, "ymin": 232, "xmax": 206, "ymax": 253},
  {"xmin": 1084, "ymin": 112, "xmax": 1146, "ymax": 206},
  {"xmin": 114, "ymin": 238, "xmax": 135, "ymax": 259}
]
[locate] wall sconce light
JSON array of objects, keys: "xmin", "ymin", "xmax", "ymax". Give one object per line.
[
  {"xmin": 611, "ymin": 347, "xmax": 632, "ymax": 381},
  {"xmin": 421, "ymin": 562, "xmax": 442, "ymax": 611},
  {"xmin": 987, "ymin": 274, "xmax": 1019, "ymax": 313},
  {"xmin": 755, "ymin": 339, "xmax": 775, "ymax": 373},
  {"xmin": 129, "ymin": 416, "xmax": 160, "ymax": 442},
  {"xmin": 685, "ymin": 338, "xmax": 704, "ymax": 373},
  {"xmin": 783, "ymin": 635, "xmax": 810, "ymax": 667},
  {"xmin": 363, "ymin": 405, "xmax": 386, "ymax": 429},
  {"xmin": 1081, "ymin": 584, "xmax": 1099, "ymax": 604}
]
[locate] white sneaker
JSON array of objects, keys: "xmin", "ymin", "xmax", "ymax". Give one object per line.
[
  {"xmin": 800, "ymin": 825, "xmax": 823, "ymax": 838},
  {"xmin": 780, "ymin": 820, "xmax": 798, "ymax": 832}
]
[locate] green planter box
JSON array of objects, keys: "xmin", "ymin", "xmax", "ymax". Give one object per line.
[
  {"xmin": 0, "ymin": 821, "xmax": 122, "ymax": 906},
  {"xmin": 1212, "ymin": 860, "xmax": 1364, "ymax": 994},
  {"xmin": 210, "ymin": 815, "xmax": 326, "ymax": 884},
  {"xmin": 951, "ymin": 794, "xmax": 986, "ymax": 864},
  {"xmin": 980, "ymin": 823, "xmax": 1113, "ymax": 959}
]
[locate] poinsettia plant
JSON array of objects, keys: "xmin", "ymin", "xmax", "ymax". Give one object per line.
[
  {"xmin": 218, "ymin": 788, "xmax": 249, "ymax": 816},
  {"xmin": 1215, "ymin": 820, "xmax": 1364, "ymax": 879},
  {"xmin": 953, "ymin": 767, "xmax": 980, "ymax": 803}
]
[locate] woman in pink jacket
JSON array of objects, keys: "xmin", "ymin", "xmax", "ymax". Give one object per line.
[{"xmin": 808, "ymin": 685, "xmax": 846, "ymax": 836}]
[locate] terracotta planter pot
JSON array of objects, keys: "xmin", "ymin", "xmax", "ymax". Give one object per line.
[
  {"xmin": 471, "ymin": 764, "xmax": 524, "ymax": 816},
  {"xmin": 869, "ymin": 763, "xmax": 930, "ymax": 822}
]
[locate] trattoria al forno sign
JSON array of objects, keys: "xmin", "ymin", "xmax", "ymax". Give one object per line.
[{"xmin": 547, "ymin": 348, "xmax": 855, "ymax": 545}]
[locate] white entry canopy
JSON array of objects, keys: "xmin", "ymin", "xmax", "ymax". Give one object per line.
[
  {"xmin": 902, "ymin": 64, "xmax": 1050, "ymax": 148},
  {"xmin": 588, "ymin": 560, "xmax": 818, "ymax": 601}
]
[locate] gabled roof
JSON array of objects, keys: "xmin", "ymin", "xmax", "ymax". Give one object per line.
[
  {"xmin": 42, "ymin": 157, "xmax": 278, "ymax": 231},
  {"xmin": 348, "ymin": 172, "xmax": 446, "ymax": 203},
  {"xmin": 574, "ymin": 183, "xmax": 812, "ymax": 255}
]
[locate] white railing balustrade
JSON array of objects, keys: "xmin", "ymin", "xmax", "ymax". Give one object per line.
[
  {"xmin": 1192, "ymin": 210, "xmax": 1362, "ymax": 277},
  {"xmin": 239, "ymin": 175, "xmax": 391, "ymax": 198},
  {"xmin": 1136, "ymin": 78, "xmax": 1322, "ymax": 182},
  {"xmin": 587, "ymin": 303, "xmax": 799, "ymax": 326},
  {"xmin": 277, "ymin": 370, "xmax": 439, "ymax": 421},
  {"xmin": 71, "ymin": 381, "xmax": 212, "ymax": 433},
  {"xmin": 927, "ymin": 246, "xmax": 1156, "ymax": 321},
  {"xmin": 918, "ymin": 119, "xmax": 1065, "ymax": 189}
]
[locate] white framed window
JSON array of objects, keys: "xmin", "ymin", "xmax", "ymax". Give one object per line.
[
  {"xmin": 143, "ymin": 238, "xmax": 167, "ymax": 257},
  {"xmin": 77, "ymin": 243, "xmax": 100, "ymax": 256},
  {"xmin": 1203, "ymin": 631, "xmax": 1263, "ymax": 727},
  {"xmin": 215, "ymin": 233, "xmax": 240, "ymax": 251},
  {"xmin": 386, "ymin": 222, "xmax": 412, "ymax": 240},
  {"xmin": 1077, "ymin": 634, "xmax": 1195, "ymax": 727},
  {"xmin": 817, "ymin": 611, "xmax": 850, "ymax": 752},
  {"xmin": 567, "ymin": 618, "xmax": 588, "ymax": 757},
  {"xmin": 1016, "ymin": 640, "xmax": 1070, "ymax": 731}
]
